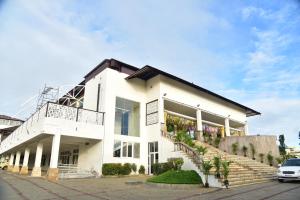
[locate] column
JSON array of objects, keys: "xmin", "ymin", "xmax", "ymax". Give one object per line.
[
  {"xmin": 20, "ymin": 148, "xmax": 30, "ymax": 175},
  {"xmin": 225, "ymin": 117, "xmax": 230, "ymax": 137},
  {"xmin": 159, "ymin": 97, "xmax": 165, "ymax": 124},
  {"xmin": 196, "ymin": 109, "xmax": 203, "ymax": 141},
  {"xmin": 47, "ymin": 134, "xmax": 61, "ymax": 181},
  {"xmin": 244, "ymin": 121, "xmax": 249, "ymax": 135},
  {"xmin": 12, "ymin": 151, "xmax": 21, "ymax": 173},
  {"xmin": 31, "ymin": 142, "xmax": 43, "ymax": 177},
  {"xmin": 7, "ymin": 153, "xmax": 15, "ymax": 171}
]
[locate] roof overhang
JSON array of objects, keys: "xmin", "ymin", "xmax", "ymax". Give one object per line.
[{"xmin": 126, "ymin": 65, "xmax": 261, "ymax": 117}]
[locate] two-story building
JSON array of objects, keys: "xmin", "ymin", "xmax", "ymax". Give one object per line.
[{"xmin": 0, "ymin": 58, "xmax": 263, "ymax": 181}]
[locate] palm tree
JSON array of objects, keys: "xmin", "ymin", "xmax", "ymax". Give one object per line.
[
  {"xmin": 213, "ymin": 156, "xmax": 221, "ymax": 178},
  {"xmin": 222, "ymin": 161, "xmax": 231, "ymax": 189},
  {"xmin": 242, "ymin": 145, "xmax": 248, "ymax": 157},
  {"xmin": 201, "ymin": 161, "xmax": 213, "ymax": 187},
  {"xmin": 196, "ymin": 146, "xmax": 207, "ymax": 156}
]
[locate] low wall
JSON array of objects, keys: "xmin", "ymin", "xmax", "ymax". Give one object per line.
[{"xmin": 219, "ymin": 135, "xmax": 280, "ymax": 162}]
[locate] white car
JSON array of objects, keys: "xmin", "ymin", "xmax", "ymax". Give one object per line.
[{"xmin": 277, "ymin": 158, "xmax": 300, "ymax": 182}]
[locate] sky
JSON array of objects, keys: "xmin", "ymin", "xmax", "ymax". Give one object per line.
[{"xmin": 0, "ymin": 0, "xmax": 299, "ymax": 146}]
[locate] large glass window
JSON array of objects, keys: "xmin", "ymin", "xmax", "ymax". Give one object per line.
[
  {"xmin": 115, "ymin": 97, "xmax": 140, "ymax": 137},
  {"xmin": 113, "ymin": 140, "xmax": 140, "ymax": 158}
]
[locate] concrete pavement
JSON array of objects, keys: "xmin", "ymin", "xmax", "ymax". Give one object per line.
[{"xmin": 0, "ymin": 170, "xmax": 299, "ymax": 200}]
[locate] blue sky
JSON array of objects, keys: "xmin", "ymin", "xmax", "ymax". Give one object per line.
[{"xmin": 0, "ymin": 0, "xmax": 299, "ymax": 146}]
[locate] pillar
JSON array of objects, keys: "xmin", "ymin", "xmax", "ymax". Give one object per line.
[
  {"xmin": 20, "ymin": 148, "xmax": 30, "ymax": 175},
  {"xmin": 196, "ymin": 109, "xmax": 203, "ymax": 141},
  {"xmin": 244, "ymin": 121, "xmax": 249, "ymax": 135},
  {"xmin": 12, "ymin": 151, "xmax": 21, "ymax": 173},
  {"xmin": 7, "ymin": 153, "xmax": 15, "ymax": 171},
  {"xmin": 47, "ymin": 134, "xmax": 61, "ymax": 181},
  {"xmin": 225, "ymin": 117, "xmax": 230, "ymax": 137},
  {"xmin": 31, "ymin": 142, "xmax": 43, "ymax": 177},
  {"xmin": 159, "ymin": 97, "xmax": 164, "ymax": 124}
]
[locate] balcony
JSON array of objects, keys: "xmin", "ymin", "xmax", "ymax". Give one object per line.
[{"xmin": 0, "ymin": 102, "xmax": 105, "ymax": 154}]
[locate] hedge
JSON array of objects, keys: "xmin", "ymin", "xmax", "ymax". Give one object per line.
[
  {"xmin": 152, "ymin": 158, "xmax": 184, "ymax": 175},
  {"xmin": 102, "ymin": 163, "xmax": 139, "ymax": 176}
]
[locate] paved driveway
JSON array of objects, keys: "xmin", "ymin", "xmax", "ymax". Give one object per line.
[{"xmin": 0, "ymin": 170, "xmax": 299, "ymax": 200}]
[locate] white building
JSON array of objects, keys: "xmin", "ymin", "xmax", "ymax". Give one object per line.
[{"xmin": 0, "ymin": 58, "xmax": 261, "ymax": 180}]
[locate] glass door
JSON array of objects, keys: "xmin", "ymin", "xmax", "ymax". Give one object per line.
[{"xmin": 148, "ymin": 142, "xmax": 158, "ymax": 174}]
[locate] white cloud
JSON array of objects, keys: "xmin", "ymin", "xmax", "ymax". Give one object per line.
[{"xmin": 248, "ymin": 98, "xmax": 300, "ymax": 147}]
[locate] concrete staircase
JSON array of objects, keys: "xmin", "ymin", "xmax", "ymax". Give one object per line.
[
  {"xmin": 193, "ymin": 141, "xmax": 277, "ymax": 187},
  {"xmin": 58, "ymin": 164, "xmax": 97, "ymax": 179}
]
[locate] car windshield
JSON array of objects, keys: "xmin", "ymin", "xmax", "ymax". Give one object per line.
[{"xmin": 282, "ymin": 159, "xmax": 300, "ymax": 167}]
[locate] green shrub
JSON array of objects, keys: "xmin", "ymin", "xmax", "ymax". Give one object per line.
[
  {"xmin": 131, "ymin": 163, "xmax": 137, "ymax": 173},
  {"xmin": 102, "ymin": 163, "xmax": 122, "ymax": 175},
  {"xmin": 120, "ymin": 163, "xmax": 132, "ymax": 175},
  {"xmin": 214, "ymin": 137, "xmax": 221, "ymax": 148},
  {"xmin": 231, "ymin": 142, "xmax": 239, "ymax": 155},
  {"xmin": 139, "ymin": 165, "xmax": 145, "ymax": 174},
  {"xmin": 267, "ymin": 153, "xmax": 274, "ymax": 166},
  {"xmin": 167, "ymin": 158, "xmax": 184, "ymax": 171}
]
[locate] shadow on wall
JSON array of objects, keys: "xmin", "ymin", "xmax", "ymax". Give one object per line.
[{"xmin": 219, "ymin": 136, "xmax": 280, "ymax": 164}]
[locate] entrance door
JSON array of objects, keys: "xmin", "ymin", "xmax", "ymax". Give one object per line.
[{"xmin": 148, "ymin": 142, "xmax": 158, "ymax": 174}]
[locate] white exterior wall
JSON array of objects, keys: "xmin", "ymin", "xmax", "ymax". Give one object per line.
[
  {"xmin": 159, "ymin": 76, "xmax": 247, "ymax": 123},
  {"xmin": 82, "ymin": 69, "xmax": 249, "ymax": 175}
]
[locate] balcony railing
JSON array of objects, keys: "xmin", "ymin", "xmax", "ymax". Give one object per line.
[
  {"xmin": 45, "ymin": 102, "xmax": 104, "ymax": 125},
  {"xmin": 0, "ymin": 102, "xmax": 104, "ymax": 153}
]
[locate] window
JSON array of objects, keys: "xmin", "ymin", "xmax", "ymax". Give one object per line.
[
  {"xmin": 122, "ymin": 142, "xmax": 127, "ymax": 157},
  {"xmin": 114, "ymin": 140, "xmax": 140, "ymax": 158},
  {"xmin": 115, "ymin": 97, "xmax": 140, "ymax": 137},
  {"xmin": 134, "ymin": 143, "xmax": 140, "ymax": 158},
  {"xmin": 128, "ymin": 143, "xmax": 132, "ymax": 157},
  {"xmin": 113, "ymin": 140, "xmax": 121, "ymax": 157}
]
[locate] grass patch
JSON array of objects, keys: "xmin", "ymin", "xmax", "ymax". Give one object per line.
[{"xmin": 147, "ymin": 170, "xmax": 202, "ymax": 184}]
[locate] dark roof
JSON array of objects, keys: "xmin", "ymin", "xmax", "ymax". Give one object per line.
[
  {"xmin": 126, "ymin": 65, "xmax": 261, "ymax": 117},
  {"xmin": 0, "ymin": 115, "xmax": 24, "ymax": 122},
  {"xmin": 84, "ymin": 58, "xmax": 139, "ymax": 82}
]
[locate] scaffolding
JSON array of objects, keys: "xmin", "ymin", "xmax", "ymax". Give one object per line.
[{"xmin": 36, "ymin": 85, "xmax": 60, "ymax": 110}]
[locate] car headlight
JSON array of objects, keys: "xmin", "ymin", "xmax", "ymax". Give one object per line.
[{"xmin": 277, "ymin": 170, "xmax": 281, "ymax": 173}]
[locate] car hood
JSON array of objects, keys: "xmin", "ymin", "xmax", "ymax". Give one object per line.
[{"xmin": 279, "ymin": 166, "xmax": 300, "ymax": 171}]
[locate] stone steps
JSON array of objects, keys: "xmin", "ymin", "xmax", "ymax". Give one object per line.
[{"xmin": 192, "ymin": 140, "xmax": 276, "ymax": 187}]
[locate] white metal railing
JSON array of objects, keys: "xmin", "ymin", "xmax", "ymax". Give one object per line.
[{"xmin": 0, "ymin": 102, "xmax": 105, "ymax": 153}]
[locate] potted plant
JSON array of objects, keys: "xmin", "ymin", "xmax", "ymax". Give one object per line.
[
  {"xmin": 242, "ymin": 145, "xmax": 248, "ymax": 157},
  {"xmin": 276, "ymin": 157, "xmax": 282, "ymax": 165},
  {"xmin": 213, "ymin": 156, "xmax": 221, "ymax": 178},
  {"xmin": 259, "ymin": 153, "xmax": 264, "ymax": 163},
  {"xmin": 222, "ymin": 160, "xmax": 230, "ymax": 189},
  {"xmin": 267, "ymin": 152, "xmax": 274, "ymax": 166},
  {"xmin": 249, "ymin": 143, "xmax": 256, "ymax": 160},
  {"xmin": 231, "ymin": 142, "xmax": 239, "ymax": 155},
  {"xmin": 201, "ymin": 161, "xmax": 213, "ymax": 188},
  {"xmin": 196, "ymin": 146, "xmax": 207, "ymax": 156}
]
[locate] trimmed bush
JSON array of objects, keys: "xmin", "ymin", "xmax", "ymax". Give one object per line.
[
  {"xmin": 120, "ymin": 163, "xmax": 132, "ymax": 175},
  {"xmin": 139, "ymin": 165, "xmax": 145, "ymax": 174},
  {"xmin": 131, "ymin": 163, "xmax": 137, "ymax": 173},
  {"xmin": 102, "ymin": 163, "xmax": 122, "ymax": 175}
]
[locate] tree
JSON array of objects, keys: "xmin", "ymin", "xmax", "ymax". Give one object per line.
[
  {"xmin": 222, "ymin": 161, "xmax": 231, "ymax": 189},
  {"xmin": 278, "ymin": 134, "xmax": 286, "ymax": 156},
  {"xmin": 213, "ymin": 156, "xmax": 221, "ymax": 178},
  {"xmin": 201, "ymin": 161, "xmax": 213, "ymax": 188},
  {"xmin": 196, "ymin": 146, "xmax": 207, "ymax": 156}
]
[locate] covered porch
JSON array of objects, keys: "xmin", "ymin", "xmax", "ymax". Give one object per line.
[
  {"xmin": 5, "ymin": 134, "xmax": 101, "ymax": 180},
  {"xmin": 162, "ymin": 99, "xmax": 247, "ymax": 141}
]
